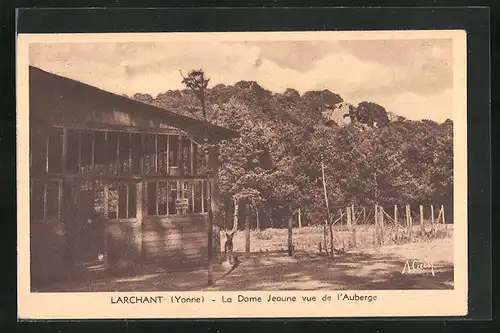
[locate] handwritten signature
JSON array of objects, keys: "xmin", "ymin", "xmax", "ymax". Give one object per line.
[{"xmin": 401, "ymin": 259, "xmax": 436, "ymax": 276}]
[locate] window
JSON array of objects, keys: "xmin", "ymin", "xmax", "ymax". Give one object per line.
[
  {"xmin": 157, "ymin": 135, "xmax": 168, "ymax": 175},
  {"xmin": 182, "ymin": 137, "xmax": 192, "ymax": 175},
  {"xmin": 107, "ymin": 182, "xmax": 136, "ymax": 219},
  {"xmin": 169, "ymin": 135, "xmax": 179, "ymax": 168},
  {"xmin": 143, "ymin": 134, "xmax": 156, "ymax": 175},
  {"xmin": 157, "ymin": 181, "xmax": 169, "ymax": 215},
  {"xmin": 65, "ymin": 129, "xmax": 80, "ymax": 173},
  {"xmin": 47, "ymin": 127, "xmax": 63, "ymax": 173},
  {"xmin": 168, "ymin": 181, "xmax": 178, "ymax": 214},
  {"xmin": 106, "ymin": 132, "xmax": 119, "ymax": 174},
  {"xmin": 80, "ymin": 130, "xmax": 94, "ymax": 173},
  {"xmin": 30, "ymin": 179, "xmax": 61, "ymax": 222},
  {"xmin": 30, "ymin": 128, "xmax": 46, "ymax": 174},
  {"xmin": 94, "ymin": 131, "xmax": 107, "ymax": 174},
  {"xmin": 145, "ymin": 180, "xmax": 208, "ymax": 216},
  {"xmin": 119, "ymin": 133, "xmax": 131, "ymax": 175},
  {"xmin": 130, "ymin": 133, "xmax": 142, "ymax": 175},
  {"xmin": 183, "ymin": 182, "xmax": 194, "ymax": 213},
  {"xmin": 31, "ymin": 128, "xmax": 201, "ymax": 177}
]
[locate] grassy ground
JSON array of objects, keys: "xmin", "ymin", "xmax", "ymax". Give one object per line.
[
  {"xmin": 226, "ymin": 223, "xmax": 453, "ymax": 253},
  {"xmin": 34, "ymin": 225, "xmax": 454, "ymax": 292}
]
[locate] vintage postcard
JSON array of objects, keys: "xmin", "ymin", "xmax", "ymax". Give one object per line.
[{"xmin": 17, "ymin": 30, "xmax": 467, "ymax": 319}]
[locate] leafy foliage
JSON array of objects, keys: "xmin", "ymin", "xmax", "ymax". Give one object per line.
[{"xmin": 132, "ymin": 73, "xmax": 454, "ymax": 228}]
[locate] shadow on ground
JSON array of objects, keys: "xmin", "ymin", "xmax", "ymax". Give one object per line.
[{"xmin": 33, "ymin": 249, "xmax": 453, "ymax": 292}]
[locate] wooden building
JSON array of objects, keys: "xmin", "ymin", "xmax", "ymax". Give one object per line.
[{"xmin": 28, "ymin": 66, "xmax": 239, "ymax": 286}]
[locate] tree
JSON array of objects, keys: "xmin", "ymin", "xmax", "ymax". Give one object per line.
[{"xmin": 179, "ymin": 69, "xmax": 210, "ymax": 121}]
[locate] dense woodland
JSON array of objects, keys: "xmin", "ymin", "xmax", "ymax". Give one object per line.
[{"xmin": 129, "ymin": 73, "xmax": 454, "ymax": 229}]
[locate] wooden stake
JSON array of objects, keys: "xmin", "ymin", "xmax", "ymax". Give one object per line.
[
  {"xmin": 363, "ymin": 206, "xmax": 366, "ymax": 224},
  {"xmin": 351, "ymin": 205, "xmax": 357, "ymax": 248},
  {"xmin": 407, "ymin": 205, "xmax": 413, "ymax": 240},
  {"xmin": 394, "ymin": 204, "xmax": 398, "ymax": 226},
  {"xmin": 419, "ymin": 205, "xmax": 424, "ymax": 236},
  {"xmin": 298, "ymin": 208, "xmax": 302, "ymax": 228},
  {"xmin": 346, "ymin": 207, "xmax": 352, "ymax": 248},
  {"xmin": 288, "ymin": 203, "xmax": 293, "ymax": 257},
  {"xmin": 339, "ymin": 209, "xmax": 343, "ymax": 231},
  {"xmin": 431, "ymin": 205, "xmax": 435, "ymax": 234},
  {"xmin": 441, "ymin": 205, "xmax": 447, "ymax": 230},
  {"xmin": 380, "ymin": 207, "xmax": 384, "ymax": 246}
]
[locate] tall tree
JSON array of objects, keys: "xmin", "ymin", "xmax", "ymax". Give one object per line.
[{"xmin": 179, "ymin": 69, "xmax": 210, "ymax": 121}]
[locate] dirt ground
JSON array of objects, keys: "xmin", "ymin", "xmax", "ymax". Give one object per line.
[{"xmin": 34, "ymin": 232, "xmax": 453, "ymax": 292}]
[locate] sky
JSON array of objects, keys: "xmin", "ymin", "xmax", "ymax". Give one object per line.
[{"xmin": 30, "ymin": 38, "xmax": 453, "ymax": 122}]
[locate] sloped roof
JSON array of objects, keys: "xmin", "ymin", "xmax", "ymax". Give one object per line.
[{"xmin": 29, "ymin": 66, "xmax": 240, "ymax": 142}]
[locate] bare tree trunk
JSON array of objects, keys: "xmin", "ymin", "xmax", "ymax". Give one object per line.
[
  {"xmin": 256, "ymin": 208, "xmax": 260, "ymax": 231},
  {"xmin": 321, "ymin": 159, "xmax": 331, "ymax": 220},
  {"xmin": 245, "ymin": 204, "xmax": 250, "ymax": 253},
  {"xmin": 232, "ymin": 197, "xmax": 239, "ymax": 233}
]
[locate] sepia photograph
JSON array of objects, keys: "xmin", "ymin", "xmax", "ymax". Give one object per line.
[{"xmin": 17, "ymin": 30, "xmax": 468, "ymax": 318}]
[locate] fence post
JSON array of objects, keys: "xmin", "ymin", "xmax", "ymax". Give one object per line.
[
  {"xmin": 298, "ymin": 208, "xmax": 302, "ymax": 228},
  {"xmin": 346, "ymin": 206, "xmax": 352, "ymax": 248},
  {"xmin": 351, "ymin": 205, "xmax": 357, "ymax": 248},
  {"xmin": 380, "ymin": 207, "xmax": 385, "ymax": 246},
  {"xmin": 419, "ymin": 205, "xmax": 424, "ymax": 236},
  {"xmin": 339, "ymin": 209, "xmax": 343, "ymax": 230},
  {"xmin": 407, "ymin": 205, "xmax": 413, "ymax": 241},
  {"xmin": 339, "ymin": 209, "xmax": 344, "ymax": 248},
  {"xmin": 431, "ymin": 205, "xmax": 435, "ymax": 234},
  {"xmin": 288, "ymin": 203, "xmax": 293, "ymax": 256},
  {"xmin": 394, "ymin": 204, "xmax": 398, "ymax": 227},
  {"xmin": 441, "ymin": 205, "xmax": 446, "ymax": 230}
]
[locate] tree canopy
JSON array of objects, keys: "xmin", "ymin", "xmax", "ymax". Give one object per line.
[{"xmin": 130, "ymin": 72, "xmax": 454, "ymax": 228}]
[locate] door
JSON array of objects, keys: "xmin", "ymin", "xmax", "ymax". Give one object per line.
[
  {"xmin": 77, "ymin": 184, "xmax": 106, "ymax": 267},
  {"xmin": 64, "ymin": 180, "xmax": 107, "ymax": 272}
]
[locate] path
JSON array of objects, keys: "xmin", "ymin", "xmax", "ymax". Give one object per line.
[{"xmin": 33, "ymin": 238, "xmax": 453, "ymax": 292}]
